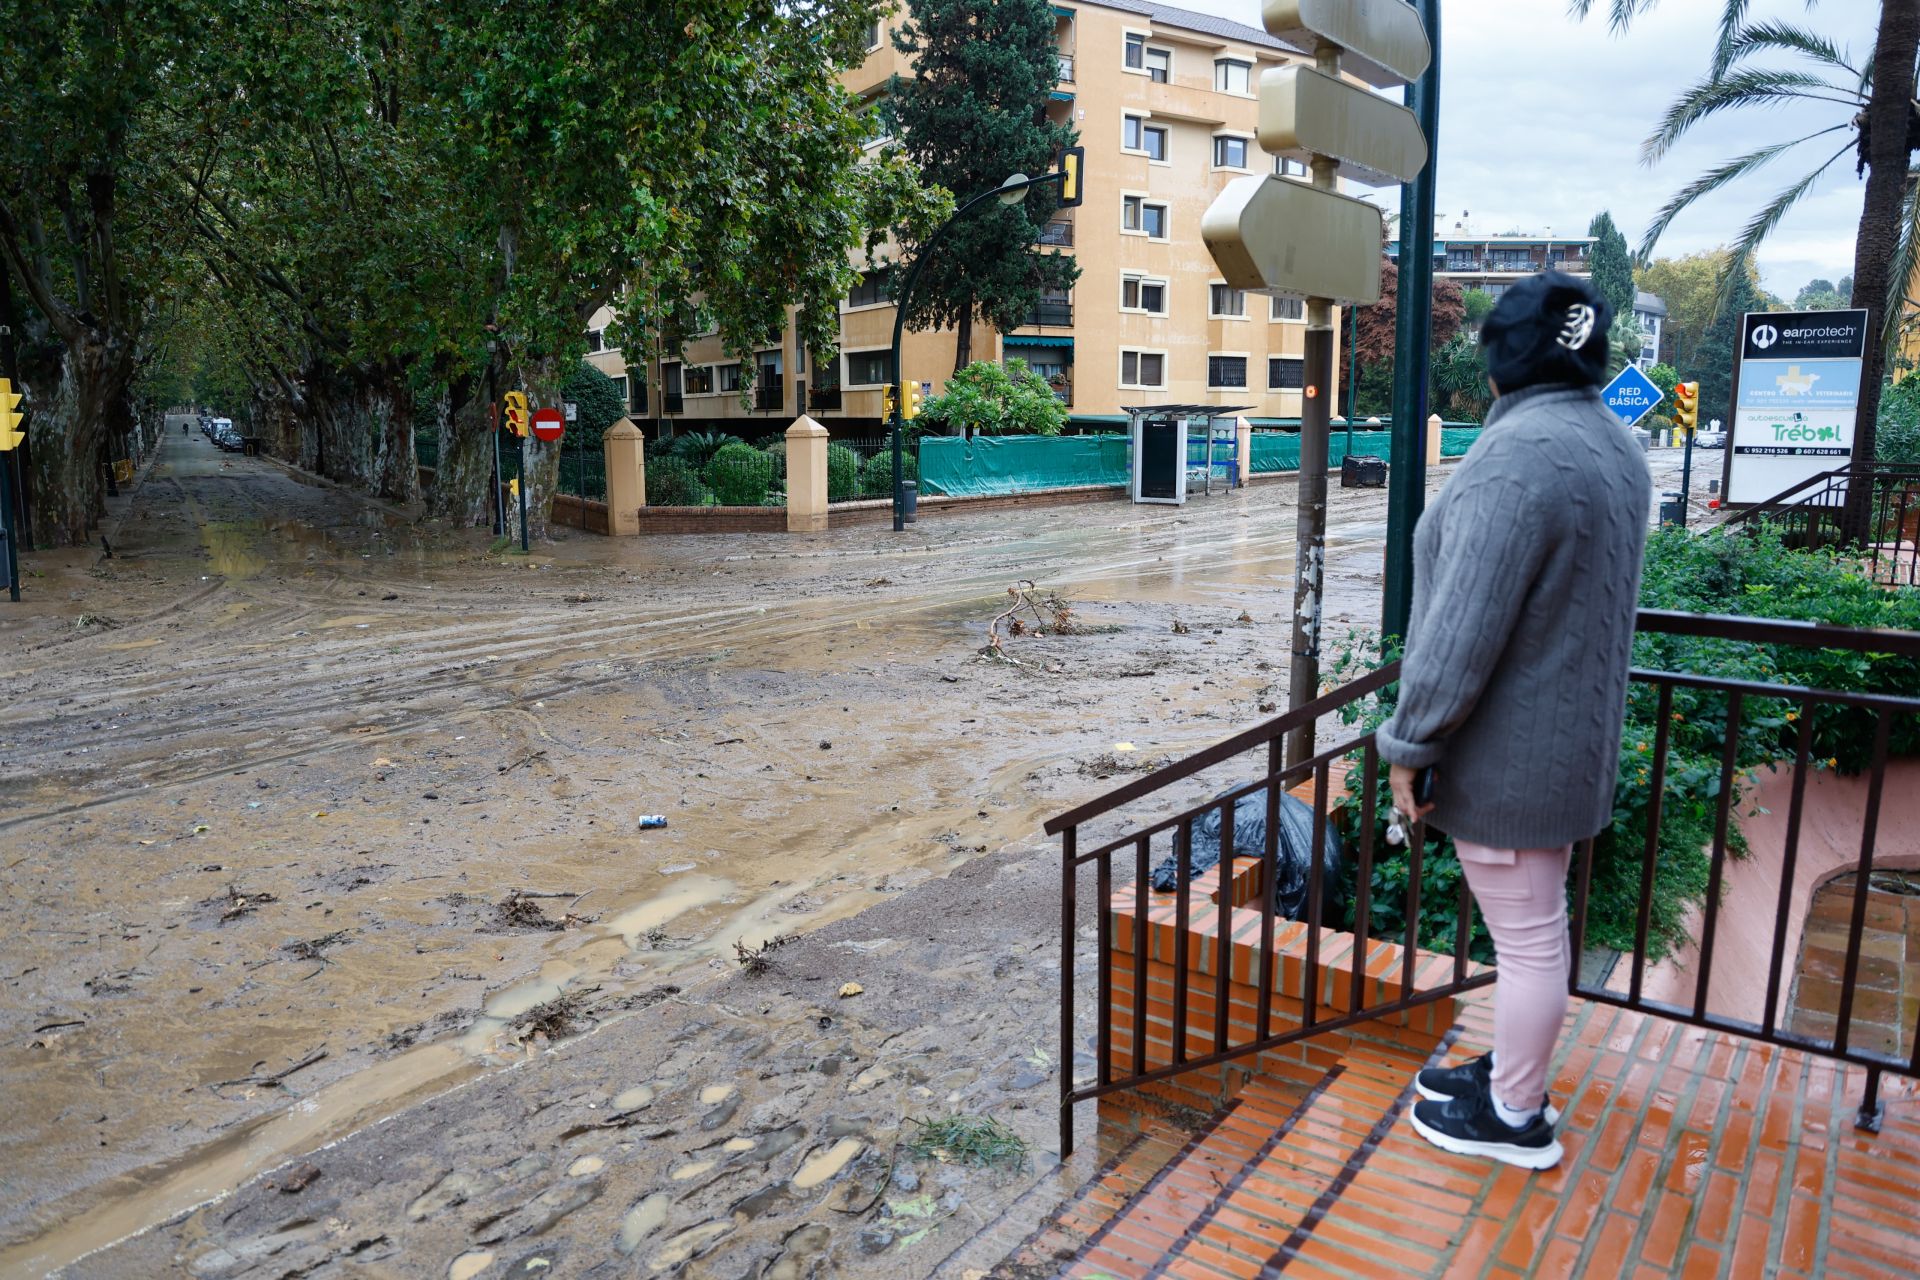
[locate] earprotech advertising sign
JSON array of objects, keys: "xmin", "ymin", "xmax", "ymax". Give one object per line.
[{"xmin": 1723, "ymin": 308, "xmax": 1868, "ymax": 506}]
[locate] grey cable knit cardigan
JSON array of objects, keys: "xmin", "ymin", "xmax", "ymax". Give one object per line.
[{"xmin": 1376, "ymin": 383, "xmax": 1652, "ymax": 849}]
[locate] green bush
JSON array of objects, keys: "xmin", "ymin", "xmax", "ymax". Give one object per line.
[
  {"xmin": 669, "ymin": 431, "xmax": 740, "ymax": 467},
  {"xmin": 706, "ymin": 441, "xmax": 776, "ymax": 506},
  {"xmin": 858, "ymin": 448, "xmax": 914, "ymax": 497},
  {"xmin": 1323, "ymin": 524, "xmax": 1920, "ymax": 963},
  {"xmin": 1874, "ymin": 371, "xmax": 1920, "ymax": 465},
  {"xmin": 918, "ymin": 358, "xmax": 1067, "ymax": 436},
  {"xmin": 646, "ymin": 455, "xmax": 711, "ymax": 506},
  {"xmin": 827, "ymin": 443, "xmax": 861, "ymax": 502}
]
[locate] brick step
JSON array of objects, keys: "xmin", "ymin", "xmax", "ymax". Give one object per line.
[{"xmin": 990, "ymin": 1033, "xmax": 1467, "ymax": 1280}]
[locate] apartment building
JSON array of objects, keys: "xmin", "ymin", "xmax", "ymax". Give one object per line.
[
  {"xmin": 587, "ymin": 0, "xmax": 1349, "ymax": 435},
  {"xmin": 1386, "ymin": 228, "xmax": 1667, "ymax": 368}
]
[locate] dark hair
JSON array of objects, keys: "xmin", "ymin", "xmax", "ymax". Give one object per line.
[{"xmin": 1479, "ymin": 271, "xmax": 1612, "ymax": 393}]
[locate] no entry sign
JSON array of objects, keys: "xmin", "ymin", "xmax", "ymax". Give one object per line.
[{"xmin": 530, "ymin": 407, "xmax": 565, "ymax": 443}]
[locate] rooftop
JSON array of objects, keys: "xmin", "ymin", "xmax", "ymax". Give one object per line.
[{"xmin": 1094, "ymin": 0, "xmax": 1304, "ymax": 55}]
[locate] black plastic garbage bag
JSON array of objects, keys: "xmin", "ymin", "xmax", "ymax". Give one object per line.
[{"xmin": 1148, "ymin": 787, "xmax": 1344, "ymax": 920}]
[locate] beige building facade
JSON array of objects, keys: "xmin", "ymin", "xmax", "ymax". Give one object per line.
[{"xmin": 588, "ymin": 0, "xmax": 1348, "ymax": 434}]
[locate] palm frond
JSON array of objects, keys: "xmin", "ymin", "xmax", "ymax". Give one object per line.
[
  {"xmin": 1642, "ymin": 69, "xmax": 1861, "ymax": 165},
  {"xmin": 1722, "ymin": 21, "xmax": 1859, "ymax": 78},
  {"xmin": 1882, "ymin": 167, "xmax": 1920, "ymax": 366},
  {"xmin": 1565, "ymin": 0, "xmax": 1662, "ymax": 36},
  {"xmin": 1710, "ymin": 1, "xmax": 1755, "ymax": 78},
  {"xmin": 1711, "ymin": 142, "xmax": 1855, "ymax": 320},
  {"xmin": 1636, "ymin": 126, "xmax": 1847, "ymax": 260}
]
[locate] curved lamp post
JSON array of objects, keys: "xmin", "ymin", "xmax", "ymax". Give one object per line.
[{"xmin": 887, "ymin": 170, "xmax": 1068, "ymax": 532}]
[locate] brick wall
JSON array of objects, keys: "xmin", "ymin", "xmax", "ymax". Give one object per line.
[
  {"xmin": 550, "ymin": 494, "xmax": 611, "ymax": 534},
  {"xmin": 625, "ymin": 505, "xmax": 787, "ymax": 534}
]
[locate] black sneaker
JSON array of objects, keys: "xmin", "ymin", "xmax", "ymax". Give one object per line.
[
  {"xmin": 1408, "ymin": 1089, "xmax": 1564, "ymax": 1170},
  {"xmin": 1414, "ymin": 1053, "xmax": 1561, "ymax": 1125}
]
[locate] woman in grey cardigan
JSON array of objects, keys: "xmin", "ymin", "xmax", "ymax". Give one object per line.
[{"xmin": 1377, "ymin": 272, "xmax": 1651, "ymax": 1170}]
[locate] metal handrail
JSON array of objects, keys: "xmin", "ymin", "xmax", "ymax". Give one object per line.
[{"xmin": 1053, "ymin": 609, "xmax": 1920, "ymax": 1156}]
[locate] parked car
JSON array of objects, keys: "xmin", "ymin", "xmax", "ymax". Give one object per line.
[
  {"xmin": 211, "ymin": 419, "xmax": 243, "ymax": 450},
  {"xmin": 1693, "ymin": 426, "xmax": 1726, "ymax": 449}
]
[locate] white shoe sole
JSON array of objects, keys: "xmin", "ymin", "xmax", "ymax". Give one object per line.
[
  {"xmin": 1408, "ymin": 1108, "xmax": 1564, "ymax": 1170},
  {"xmin": 1413, "ymin": 1078, "xmax": 1562, "ymax": 1126}
]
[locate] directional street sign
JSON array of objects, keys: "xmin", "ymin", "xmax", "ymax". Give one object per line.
[
  {"xmin": 1601, "ymin": 364, "xmax": 1664, "ymax": 427},
  {"xmin": 530, "ymin": 406, "xmax": 565, "ymax": 443},
  {"xmin": 1257, "ymin": 65, "xmax": 1427, "ymax": 188},
  {"xmin": 1202, "ymin": 176, "xmax": 1385, "ymax": 305},
  {"xmin": 1262, "ymin": 0, "xmax": 1432, "ymax": 88}
]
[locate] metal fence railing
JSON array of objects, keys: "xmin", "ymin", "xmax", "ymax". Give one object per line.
[
  {"xmin": 1725, "ymin": 463, "xmax": 1920, "ymax": 588},
  {"xmin": 1048, "ymin": 609, "xmax": 1920, "ymax": 1156}
]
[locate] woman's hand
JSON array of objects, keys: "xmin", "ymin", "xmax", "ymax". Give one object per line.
[{"xmin": 1389, "ymin": 764, "xmax": 1436, "ymax": 820}]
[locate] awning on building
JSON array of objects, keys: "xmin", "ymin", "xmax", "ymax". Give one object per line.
[{"xmin": 1003, "ymin": 334, "xmax": 1075, "ymax": 350}]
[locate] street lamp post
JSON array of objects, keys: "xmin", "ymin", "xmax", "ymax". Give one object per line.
[{"xmin": 887, "ymin": 170, "xmax": 1068, "ymax": 532}]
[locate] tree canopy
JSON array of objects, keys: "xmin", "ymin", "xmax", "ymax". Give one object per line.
[
  {"xmin": 886, "ymin": 0, "xmax": 1079, "ymax": 371},
  {"xmin": 1587, "ymin": 211, "xmax": 1637, "ymax": 324}
]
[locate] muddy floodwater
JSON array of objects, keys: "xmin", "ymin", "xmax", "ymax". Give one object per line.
[{"xmin": 0, "ymin": 433, "xmax": 1708, "ymax": 1276}]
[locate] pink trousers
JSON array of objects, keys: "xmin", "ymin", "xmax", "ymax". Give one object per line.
[{"xmin": 1455, "ymin": 840, "xmax": 1574, "ymax": 1112}]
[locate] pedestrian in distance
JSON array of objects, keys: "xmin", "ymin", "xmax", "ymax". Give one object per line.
[{"xmin": 1376, "ymin": 271, "xmax": 1651, "ymax": 1171}]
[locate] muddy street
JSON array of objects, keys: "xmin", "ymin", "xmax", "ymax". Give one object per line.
[{"xmin": 0, "ymin": 433, "xmax": 1711, "ymax": 1276}]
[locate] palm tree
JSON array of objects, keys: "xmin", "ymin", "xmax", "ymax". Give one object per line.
[{"xmin": 1574, "ymin": 0, "xmax": 1920, "ymax": 542}]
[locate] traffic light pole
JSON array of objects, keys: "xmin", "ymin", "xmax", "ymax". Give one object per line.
[
  {"xmin": 517, "ymin": 429, "xmax": 530, "ymax": 552},
  {"xmin": 1383, "ymin": 0, "xmax": 1441, "ymax": 641},
  {"xmin": 1677, "ymin": 428, "xmax": 1694, "ymax": 528},
  {"xmin": 888, "ymin": 169, "xmax": 1069, "ymax": 532}
]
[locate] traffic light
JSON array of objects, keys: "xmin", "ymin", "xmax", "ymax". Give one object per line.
[
  {"xmin": 903, "ymin": 380, "xmax": 925, "ymax": 420},
  {"xmin": 1673, "ymin": 381, "xmax": 1699, "ymax": 433},
  {"xmin": 502, "ymin": 390, "xmax": 530, "ymax": 436},
  {"xmin": 881, "ymin": 385, "xmax": 897, "ymax": 419},
  {"xmin": 0, "ymin": 378, "xmax": 22, "ymax": 452},
  {"xmin": 1057, "ymin": 146, "xmax": 1084, "ymax": 208}
]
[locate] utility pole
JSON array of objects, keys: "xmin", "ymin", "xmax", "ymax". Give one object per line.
[
  {"xmin": 1204, "ymin": 0, "xmax": 1432, "ymax": 766},
  {"xmin": 1383, "ymin": 0, "xmax": 1442, "ymax": 641}
]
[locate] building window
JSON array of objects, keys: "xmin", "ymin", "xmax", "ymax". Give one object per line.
[
  {"xmin": 862, "ymin": 92, "xmax": 891, "ymax": 146},
  {"xmin": 629, "ymin": 376, "xmax": 647, "ymax": 413},
  {"xmin": 1209, "ymin": 284, "xmax": 1245, "ymax": 318},
  {"xmin": 867, "ymin": 20, "xmax": 883, "ymax": 50},
  {"xmin": 716, "ymin": 362, "xmax": 742, "ymax": 393},
  {"xmin": 1268, "ymin": 357, "xmax": 1305, "ymax": 390},
  {"xmin": 847, "ymin": 268, "xmax": 890, "ymax": 309},
  {"xmin": 1489, "ymin": 248, "xmax": 1533, "ymax": 271},
  {"xmin": 845, "ymin": 349, "xmax": 893, "ymax": 386},
  {"xmin": 684, "ymin": 364, "xmax": 714, "ymax": 395},
  {"xmin": 1208, "ymin": 356, "xmax": 1248, "ymax": 388},
  {"xmin": 1121, "ymin": 274, "xmax": 1167, "ymax": 314},
  {"xmin": 1215, "ymin": 59, "xmax": 1251, "ymax": 94},
  {"xmin": 1213, "ymin": 136, "xmax": 1249, "ymax": 169},
  {"xmin": 585, "ymin": 329, "xmax": 604, "ymax": 354},
  {"xmin": 1270, "ymin": 297, "xmax": 1304, "ymax": 322},
  {"xmin": 812, "ymin": 353, "xmax": 839, "ymax": 389},
  {"xmin": 663, "ymin": 363, "xmax": 683, "ymax": 396},
  {"xmin": 1274, "ymin": 156, "xmax": 1307, "ymax": 179},
  {"xmin": 1121, "ymin": 349, "xmax": 1166, "ymax": 388},
  {"xmin": 1122, "ymin": 115, "xmax": 1168, "ymax": 161},
  {"xmin": 1125, "ymin": 34, "xmax": 1170, "ymax": 81},
  {"xmin": 1123, "ymin": 195, "xmax": 1167, "ymax": 239}
]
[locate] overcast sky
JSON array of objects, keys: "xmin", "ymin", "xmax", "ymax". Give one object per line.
[{"xmin": 1184, "ymin": 0, "xmax": 1878, "ymax": 299}]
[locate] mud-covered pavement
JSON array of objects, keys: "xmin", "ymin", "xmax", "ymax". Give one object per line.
[{"xmin": 0, "ymin": 432, "xmax": 1713, "ymax": 1277}]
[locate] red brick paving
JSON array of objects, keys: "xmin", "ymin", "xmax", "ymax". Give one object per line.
[{"xmin": 989, "ymin": 993, "xmax": 1920, "ymax": 1279}]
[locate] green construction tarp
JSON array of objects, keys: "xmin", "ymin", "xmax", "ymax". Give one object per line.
[
  {"xmin": 1251, "ymin": 428, "xmax": 1483, "ymax": 474},
  {"xmin": 918, "ymin": 433, "xmax": 1131, "ymax": 497}
]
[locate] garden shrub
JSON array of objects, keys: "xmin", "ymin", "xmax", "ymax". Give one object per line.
[
  {"xmin": 646, "ymin": 455, "xmax": 711, "ymax": 506},
  {"xmin": 706, "ymin": 441, "xmax": 775, "ymax": 506},
  {"xmin": 827, "ymin": 443, "xmax": 860, "ymax": 501},
  {"xmin": 669, "ymin": 431, "xmax": 740, "ymax": 467},
  {"xmin": 859, "ymin": 448, "xmax": 914, "ymax": 497}
]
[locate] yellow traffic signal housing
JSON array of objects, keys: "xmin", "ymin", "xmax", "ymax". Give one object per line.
[
  {"xmin": 0, "ymin": 378, "xmax": 23, "ymax": 452},
  {"xmin": 903, "ymin": 380, "xmax": 925, "ymax": 420},
  {"xmin": 1673, "ymin": 381, "xmax": 1699, "ymax": 432},
  {"xmin": 1058, "ymin": 146, "xmax": 1084, "ymax": 208},
  {"xmin": 882, "ymin": 384, "xmax": 897, "ymax": 419},
  {"xmin": 502, "ymin": 390, "xmax": 530, "ymax": 436}
]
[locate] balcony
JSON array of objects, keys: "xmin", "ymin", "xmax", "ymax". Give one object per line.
[
  {"xmin": 1023, "ymin": 300, "xmax": 1073, "ymax": 327},
  {"xmin": 809, "ymin": 386, "xmax": 843, "ymax": 414},
  {"xmin": 662, "ymin": 392, "xmax": 684, "ymax": 415},
  {"xmin": 1058, "ymin": 53, "xmax": 1074, "ymax": 83},
  {"xmin": 1038, "ymin": 218, "xmax": 1074, "ymax": 247},
  {"xmin": 754, "ymin": 378, "xmax": 784, "ymax": 413}
]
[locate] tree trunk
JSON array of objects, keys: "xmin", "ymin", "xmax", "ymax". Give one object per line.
[
  {"xmin": 1841, "ymin": 0, "xmax": 1920, "ymax": 543},
  {"xmin": 426, "ymin": 367, "xmax": 499, "ymax": 526},
  {"xmin": 953, "ymin": 298, "xmax": 973, "ymax": 373},
  {"xmin": 366, "ymin": 362, "xmax": 420, "ymax": 506},
  {"xmin": 27, "ymin": 328, "xmax": 134, "ymax": 546}
]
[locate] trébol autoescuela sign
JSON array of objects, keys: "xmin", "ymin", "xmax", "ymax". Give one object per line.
[{"xmin": 1724, "ymin": 308, "xmax": 1868, "ymax": 505}]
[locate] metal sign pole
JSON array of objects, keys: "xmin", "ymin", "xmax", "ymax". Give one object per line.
[
  {"xmin": 517, "ymin": 429, "xmax": 530, "ymax": 552},
  {"xmin": 0, "ymin": 449, "xmax": 16, "ymax": 602}
]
